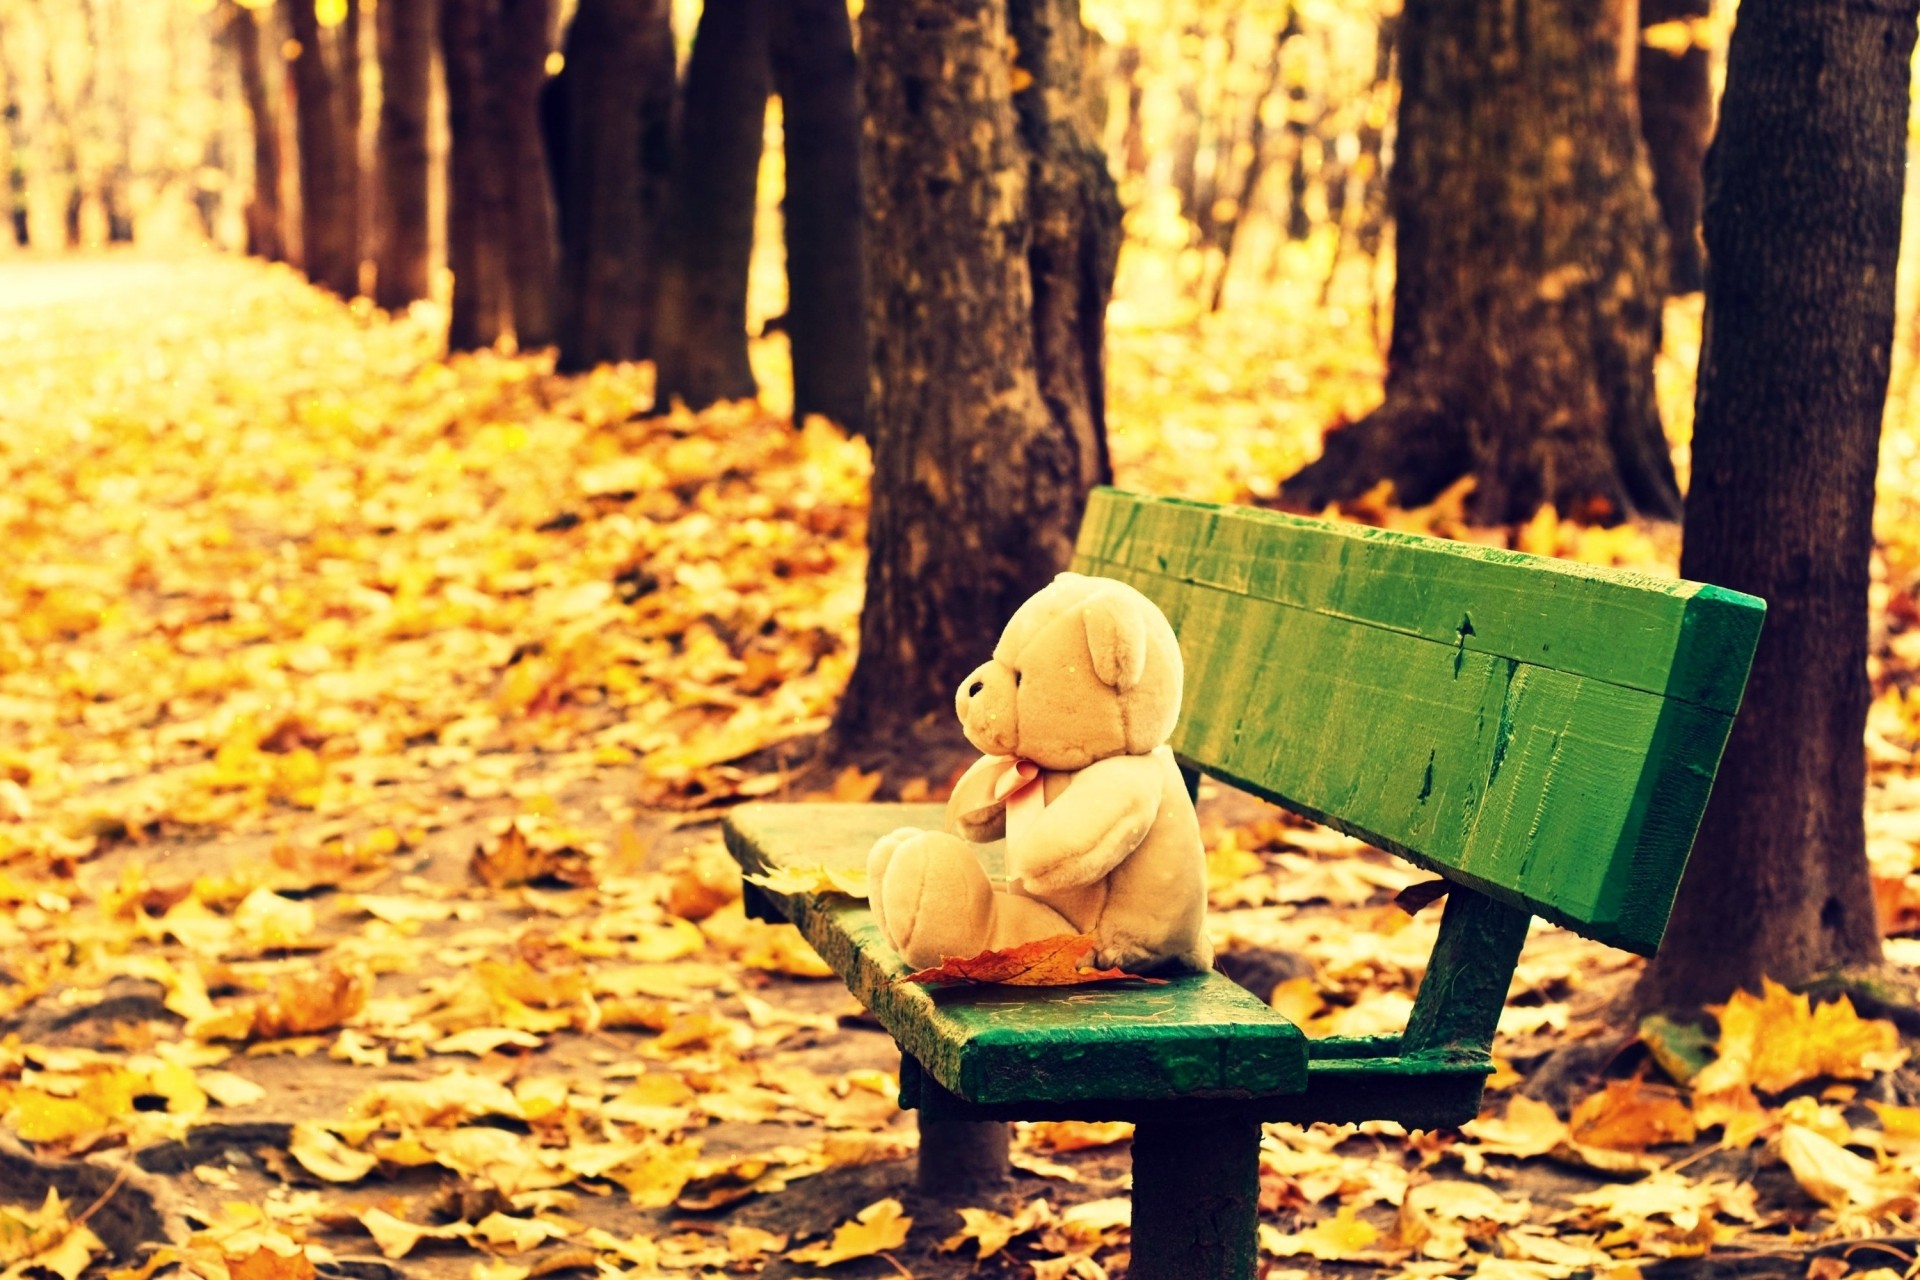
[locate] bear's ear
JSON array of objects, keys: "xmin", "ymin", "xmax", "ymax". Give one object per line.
[{"xmin": 1084, "ymin": 594, "xmax": 1149, "ymax": 690}]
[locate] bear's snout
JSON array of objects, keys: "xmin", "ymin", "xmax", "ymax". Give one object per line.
[{"xmin": 955, "ymin": 659, "xmax": 1018, "ymax": 756}]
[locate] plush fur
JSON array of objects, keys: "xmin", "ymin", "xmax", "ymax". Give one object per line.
[{"xmin": 867, "ymin": 573, "xmax": 1213, "ymax": 973}]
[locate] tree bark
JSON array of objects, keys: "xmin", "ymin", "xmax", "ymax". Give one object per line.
[
  {"xmin": 650, "ymin": 0, "xmax": 771, "ymax": 412},
  {"xmin": 374, "ymin": 0, "xmax": 433, "ymax": 309},
  {"xmin": 491, "ymin": 0, "xmax": 559, "ymax": 348},
  {"xmin": 341, "ymin": 0, "xmax": 365, "ymax": 292},
  {"xmin": 439, "ymin": 0, "xmax": 508, "ymax": 351},
  {"xmin": 229, "ymin": 2, "xmax": 288, "ymax": 264},
  {"xmin": 287, "ymin": 0, "xmax": 360, "ymax": 297},
  {"xmin": 1278, "ymin": 0, "xmax": 1680, "ymax": 526},
  {"xmin": 0, "ymin": 52, "xmax": 13, "ymax": 249},
  {"xmin": 552, "ymin": 0, "xmax": 675, "ymax": 371},
  {"xmin": 1635, "ymin": 0, "xmax": 1911, "ymax": 1013},
  {"xmin": 1636, "ymin": 0, "xmax": 1711, "ymax": 294},
  {"xmin": 771, "ymin": 0, "xmax": 868, "ymax": 434},
  {"xmin": 1010, "ymin": 0, "xmax": 1123, "ymax": 485},
  {"xmin": 831, "ymin": 0, "xmax": 1119, "ymax": 755}
]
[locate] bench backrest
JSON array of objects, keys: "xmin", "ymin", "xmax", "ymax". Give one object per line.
[{"xmin": 1070, "ymin": 488, "xmax": 1765, "ymax": 956}]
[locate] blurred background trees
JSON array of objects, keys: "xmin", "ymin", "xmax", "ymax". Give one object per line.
[{"xmin": 0, "ymin": 0, "xmax": 1426, "ymax": 418}]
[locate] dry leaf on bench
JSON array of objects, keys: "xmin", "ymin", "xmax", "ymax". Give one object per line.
[
  {"xmin": 742, "ymin": 863, "xmax": 867, "ymax": 897},
  {"xmin": 899, "ymin": 934, "xmax": 1169, "ymax": 987}
]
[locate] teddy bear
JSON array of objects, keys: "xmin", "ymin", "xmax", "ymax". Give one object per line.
[{"xmin": 866, "ymin": 572, "xmax": 1213, "ymax": 975}]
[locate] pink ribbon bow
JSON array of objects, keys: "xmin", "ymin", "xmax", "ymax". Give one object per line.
[{"xmin": 989, "ymin": 757, "xmax": 1046, "ymax": 844}]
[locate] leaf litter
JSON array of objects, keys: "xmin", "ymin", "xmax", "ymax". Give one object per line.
[{"xmin": 2, "ymin": 248, "xmax": 1920, "ymax": 1280}]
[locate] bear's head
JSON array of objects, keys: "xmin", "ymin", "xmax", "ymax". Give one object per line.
[{"xmin": 954, "ymin": 573, "xmax": 1183, "ymax": 771}]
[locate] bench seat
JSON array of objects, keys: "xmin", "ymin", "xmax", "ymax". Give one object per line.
[
  {"xmin": 726, "ymin": 802, "xmax": 1504, "ymax": 1128},
  {"xmin": 725, "ymin": 803, "xmax": 1308, "ymax": 1109}
]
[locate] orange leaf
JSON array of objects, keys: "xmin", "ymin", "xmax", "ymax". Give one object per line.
[
  {"xmin": 252, "ymin": 966, "xmax": 366, "ymax": 1039},
  {"xmin": 1568, "ymin": 1078, "xmax": 1697, "ymax": 1151},
  {"xmin": 898, "ymin": 934, "xmax": 1168, "ymax": 987},
  {"xmin": 226, "ymin": 1248, "xmax": 317, "ymax": 1280}
]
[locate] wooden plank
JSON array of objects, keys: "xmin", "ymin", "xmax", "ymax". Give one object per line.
[
  {"xmin": 1082, "ymin": 563, "xmax": 1729, "ymax": 951},
  {"xmin": 1075, "ymin": 489, "xmax": 1764, "ymax": 713},
  {"xmin": 722, "ymin": 803, "xmax": 1309, "ymax": 1106},
  {"xmin": 1071, "ymin": 492, "xmax": 1763, "ymax": 954}
]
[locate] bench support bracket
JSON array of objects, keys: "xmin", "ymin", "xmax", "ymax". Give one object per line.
[{"xmin": 1130, "ymin": 1113, "xmax": 1261, "ymax": 1280}]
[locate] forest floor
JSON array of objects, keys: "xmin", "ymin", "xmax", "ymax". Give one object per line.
[{"xmin": 7, "ymin": 252, "xmax": 1920, "ymax": 1280}]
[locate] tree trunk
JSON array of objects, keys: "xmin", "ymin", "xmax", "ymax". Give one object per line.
[
  {"xmin": 440, "ymin": 0, "xmax": 508, "ymax": 351},
  {"xmin": 491, "ymin": 0, "xmax": 559, "ymax": 349},
  {"xmin": 1636, "ymin": 0, "xmax": 1711, "ymax": 294},
  {"xmin": 552, "ymin": 0, "xmax": 674, "ymax": 371},
  {"xmin": 341, "ymin": 0, "xmax": 365, "ymax": 293},
  {"xmin": 286, "ymin": 0, "xmax": 359, "ymax": 297},
  {"xmin": 771, "ymin": 0, "xmax": 868, "ymax": 434},
  {"xmin": 650, "ymin": 0, "xmax": 771, "ymax": 412},
  {"xmin": 1277, "ymin": 0, "xmax": 1680, "ymax": 526},
  {"xmin": 1634, "ymin": 0, "xmax": 1911, "ymax": 1013},
  {"xmin": 0, "ymin": 53, "xmax": 13, "ymax": 250},
  {"xmin": 1010, "ymin": 0, "xmax": 1123, "ymax": 485},
  {"xmin": 374, "ymin": 0, "xmax": 432, "ymax": 309},
  {"xmin": 1209, "ymin": 25, "xmax": 1287, "ymax": 313},
  {"xmin": 230, "ymin": 3, "xmax": 287, "ymax": 263},
  {"xmin": 831, "ymin": 0, "xmax": 1119, "ymax": 755}
]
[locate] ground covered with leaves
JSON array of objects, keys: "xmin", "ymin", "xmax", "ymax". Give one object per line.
[{"xmin": 7, "ymin": 254, "xmax": 1920, "ymax": 1280}]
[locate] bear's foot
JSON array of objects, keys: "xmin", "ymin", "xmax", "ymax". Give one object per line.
[{"xmin": 871, "ymin": 830, "xmax": 996, "ymax": 970}]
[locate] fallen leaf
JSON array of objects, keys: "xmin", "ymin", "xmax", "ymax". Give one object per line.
[
  {"xmin": 742, "ymin": 863, "xmax": 867, "ymax": 897},
  {"xmin": 1568, "ymin": 1078, "xmax": 1697, "ymax": 1150},
  {"xmin": 788, "ymin": 1197, "xmax": 912, "ymax": 1265},
  {"xmin": 941, "ymin": 1199, "xmax": 1055, "ymax": 1259},
  {"xmin": 1777, "ymin": 1123, "xmax": 1887, "ymax": 1210},
  {"xmin": 1695, "ymin": 979, "xmax": 1907, "ymax": 1095},
  {"xmin": 899, "ymin": 934, "xmax": 1169, "ymax": 987},
  {"xmin": 225, "ymin": 1246, "xmax": 317, "ymax": 1280},
  {"xmin": 357, "ymin": 1208, "xmax": 469, "ymax": 1259},
  {"xmin": 289, "ymin": 1122, "xmax": 378, "ymax": 1183},
  {"xmin": 1260, "ymin": 1205, "xmax": 1383, "ymax": 1261}
]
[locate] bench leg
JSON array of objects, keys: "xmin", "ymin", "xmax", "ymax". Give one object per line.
[
  {"xmin": 1129, "ymin": 1114, "xmax": 1260, "ymax": 1280},
  {"xmin": 916, "ymin": 1115, "xmax": 1010, "ymax": 1196}
]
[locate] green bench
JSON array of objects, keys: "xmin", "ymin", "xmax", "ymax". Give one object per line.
[{"xmin": 723, "ymin": 488, "xmax": 1764, "ymax": 1279}]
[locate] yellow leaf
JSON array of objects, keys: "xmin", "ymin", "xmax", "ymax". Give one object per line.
[
  {"xmin": 189, "ymin": 1069, "xmax": 265, "ymax": 1111},
  {"xmin": 1777, "ymin": 1123, "xmax": 1884, "ymax": 1209},
  {"xmin": 7, "ymin": 1090, "xmax": 109, "ymax": 1144},
  {"xmin": 1461, "ymin": 1095, "xmax": 1568, "ymax": 1158},
  {"xmin": 1022, "ymin": 1120, "xmax": 1134, "ymax": 1152},
  {"xmin": 742, "ymin": 863, "xmax": 866, "ymax": 897},
  {"xmin": 469, "ymin": 1213, "xmax": 570, "ymax": 1252},
  {"xmin": 289, "ymin": 1122, "xmax": 378, "ymax": 1183},
  {"xmin": 788, "ymin": 1197, "xmax": 912, "ymax": 1265},
  {"xmin": 357, "ymin": 1209, "xmax": 468, "ymax": 1259},
  {"xmin": 1269, "ymin": 975, "xmax": 1326, "ymax": 1025},
  {"xmin": 1260, "ymin": 1205, "xmax": 1380, "ymax": 1261},
  {"xmin": 940, "ymin": 1199, "xmax": 1054, "ymax": 1259},
  {"xmin": 1696, "ymin": 978, "xmax": 1907, "ymax": 1096},
  {"xmin": 1868, "ymin": 1098, "xmax": 1920, "ymax": 1139},
  {"xmin": 432, "ymin": 1027, "xmax": 545, "ymax": 1056}
]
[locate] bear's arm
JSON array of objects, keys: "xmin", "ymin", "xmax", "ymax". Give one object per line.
[
  {"xmin": 1010, "ymin": 754, "xmax": 1162, "ymax": 894},
  {"xmin": 946, "ymin": 755, "xmax": 1008, "ymax": 843}
]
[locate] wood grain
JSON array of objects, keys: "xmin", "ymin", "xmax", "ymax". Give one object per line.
[{"xmin": 1071, "ymin": 488, "xmax": 1765, "ymax": 953}]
